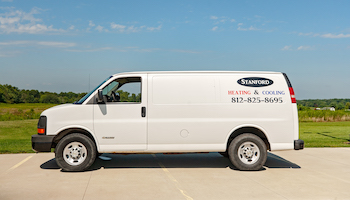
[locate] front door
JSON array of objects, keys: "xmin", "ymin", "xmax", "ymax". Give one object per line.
[{"xmin": 93, "ymin": 75, "xmax": 147, "ymax": 151}]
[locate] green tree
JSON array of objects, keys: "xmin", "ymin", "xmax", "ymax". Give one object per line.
[
  {"xmin": 346, "ymin": 102, "xmax": 350, "ymax": 109},
  {"xmin": 40, "ymin": 93, "xmax": 60, "ymax": 104},
  {"xmin": 297, "ymin": 104, "xmax": 309, "ymax": 111},
  {"xmin": 0, "ymin": 84, "xmax": 21, "ymax": 103},
  {"xmin": 117, "ymin": 90, "xmax": 130, "ymax": 102}
]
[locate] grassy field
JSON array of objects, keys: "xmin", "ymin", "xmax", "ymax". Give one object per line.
[
  {"xmin": 0, "ymin": 103, "xmax": 57, "ymax": 121},
  {"xmin": 0, "ymin": 103, "xmax": 57, "ymax": 153},
  {"xmin": 299, "ymin": 121, "xmax": 350, "ymax": 147},
  {"xmin": 0, "ymin": 118, "xmax": 350, "ymax": 153},
  {"xmin": 0, "ymin": 119, "xmax": 37, "ymax": 153}
]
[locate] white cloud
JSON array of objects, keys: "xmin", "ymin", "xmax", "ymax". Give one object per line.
[
  {"xmin": 248, "ymin": 26, "xmax": 259, "ymax": 31},
  {"xmin": 0, "ymin": 16, "xmax": 20, "ymax": 24},
  {"xmin": 110, "ymin": 22, "xmax": 160, "ymax": 33},
  {"xmin": 0, "ymin": 40, "xmax": 31, "ymax": 45},
  {"xmin": 69, "ymin": 25, "xmax": 74, "ymax": 30},
  {"xmin": 110, "ymin": 22, "xmax": 126, "ymax": 32},
  {"xmin": 66, "ymin": 47, "xmax": 113, "ymax": 52},
  {"xmin": 298, "ymin": 32, "xmax": 314, "ymax": 36},
  {"xmin": 210, "ymin": 16, "xmax": 235, "ymax": 25},
  {"xmin": 0, "ymin": 7, "xmax": 63, "ymax": 34},
  {"xmin": 37, "ymin": 41, "xmax": 76, "ymax": 48},
  {"xmin": 147, "ymin": 25, "xmax": 161, "ymax": 31},
  {"xmin": 67, "ymin": 46, "xmax": 202, "ymax": 54},
  {"xmin": 95, "ymin": 25, "xmax": 108, "ymax": 32},
  {"xmin": 297, "ymin": 46, "xmax": 312, "ymax": 50},
  {"xmin": 16, "ymin": 24, "xmax": 63, "ymax": 34},
  {"xmin": 134, "ymin": 48, "xmax": 161, "ymax": 53},
  {"xmin": 298, "ymin": 32, "xmax": 350, "ymax": 39},
  {"xmin": 126, "ymin": 25, "xmax": 140, "ymax": 33},
  {"xmin": 320, "ymin": 33, "xmax": 350, "ymax": 38},
  {"xmin": 88, "ymin": 20, "xmax": 95, "ymax": 27},
  {"xmin": 170, "ymin": 49, "xmax": 200, "ymax": 54},
  {"xmin": 281, "ymin": 45, "xmax": 292, "ymax": 51},
  {"xmin": 0, "ymin": 40, "xmax": 76, "ymax": 48},
  {"xmin": 211, "ymin": 26, "xmax": 218, "ymax": 31},
  {"xmin": 237, "ymin": 23, "xmax": 259, "ymax": 31}
]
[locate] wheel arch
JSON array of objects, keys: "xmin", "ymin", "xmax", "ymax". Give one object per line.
[
  {"xmin": 52, "ymin": 128, "xmax": 98, "ymax": 151},
  {"xmin": 226, "ymin": 125, "xmax": 271, "ymax": 151}
]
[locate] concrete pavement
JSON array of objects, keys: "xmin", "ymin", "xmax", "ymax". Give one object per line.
[{"xmin": 0, "ymin": 148, "xmax": 350, "ymax": 200}]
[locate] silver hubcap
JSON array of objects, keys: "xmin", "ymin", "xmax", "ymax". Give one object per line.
[
  {"xmin": 238, "ymin": 142, "xmax": 260, "ymax": 165},
  {"xmin": 63, "ymin": 142, "xmax": 87, "ymax": 166}
]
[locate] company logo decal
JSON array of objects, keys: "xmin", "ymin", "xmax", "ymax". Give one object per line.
[{"xmin": 237, "ymin": 77, "xmax": 273, "ymax": 87}]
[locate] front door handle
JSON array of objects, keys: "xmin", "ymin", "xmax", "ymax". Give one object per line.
[{"xmin": 141, "ymin": 107, "xmax": 146, "ymax": 117}]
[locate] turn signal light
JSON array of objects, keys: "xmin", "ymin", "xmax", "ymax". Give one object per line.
[{"xmin": 38, "ymin": 128, "xmax": 45, "ymax": 135}]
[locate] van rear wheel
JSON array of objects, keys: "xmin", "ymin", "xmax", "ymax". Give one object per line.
[
  {"xmin": 228, "ymin": 133, "xmax": 267, "ymax": 171},
  {"xmin": 55, "ymin": 133, "xmax": 97, "ymax": 172}
]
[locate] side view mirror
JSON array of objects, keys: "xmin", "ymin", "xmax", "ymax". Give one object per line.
[{"xmin": 97, "ymin": 89, "xmax": 104, "ymax": 103}]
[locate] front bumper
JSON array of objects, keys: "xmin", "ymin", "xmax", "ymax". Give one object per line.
[
  {"xmin": 294, "ymin": 139, "xmax": 304, "ymax": 150},
  {"xmin": 31, "ymin": 134, "xmax": 55, "ymax": 152}
]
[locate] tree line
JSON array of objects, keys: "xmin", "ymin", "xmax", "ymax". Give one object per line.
[
  {"xmin": 1, "ymin": 83, "xmax": 350, "ymax": 108},
  {"xmin": 0, "ymin": 84, "xmax": 87, "ymax": 104},
  {"xmin": 297, "ymin": 99, "xmax": 350, "ymax": 110}
]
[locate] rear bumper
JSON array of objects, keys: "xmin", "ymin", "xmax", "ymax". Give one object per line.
[
  {"xmin": 31, "ymin": 134, "xmax": 55, "ymax": 152},
  {"xmin": 294, "ymin": 139, "xmax": 304, "ymax": 150}
]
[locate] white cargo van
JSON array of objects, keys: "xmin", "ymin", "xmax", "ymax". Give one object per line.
[{"xmin": 32, "ymin": 71, "xmax": 304, "ymax": 171}]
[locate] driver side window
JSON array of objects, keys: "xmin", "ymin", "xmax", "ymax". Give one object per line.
[{"xmin": 102, "ymin": 77, "xmax": 141, "ymax": 103}]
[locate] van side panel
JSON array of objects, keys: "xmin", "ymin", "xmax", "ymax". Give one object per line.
[
  {"xmin": 148, "ymin": 75, "xmax": 227, "ymax": 152},
  {"xmin": 147, "ymin": 72, "xmax": 295, "ymax": 152}
]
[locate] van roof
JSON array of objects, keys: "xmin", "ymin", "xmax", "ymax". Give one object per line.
[{"xmin": 112, "ymin": 71, "xmax": 282, "ymax": 76}]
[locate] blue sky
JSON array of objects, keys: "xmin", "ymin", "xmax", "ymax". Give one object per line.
[{"xmin": 0, "ymin": 0, "xmax": 349, "ymax": 99}]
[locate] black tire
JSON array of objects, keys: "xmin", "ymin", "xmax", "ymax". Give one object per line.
[
  {"xmin": 228, "ymin": 133, "xmax": 267, "ymax": 171},
  {"xmin": 55, "ymin": 133, "xmax": 97, "ymax": 172}
]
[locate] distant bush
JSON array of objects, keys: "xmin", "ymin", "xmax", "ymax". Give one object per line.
[
  {"xmin": 0, "ymin": 109, "xmax": 41, "ymax": 121},
  {"xmin": 298, "ymin": 110, "xmax": 350, "ymax": 122}
]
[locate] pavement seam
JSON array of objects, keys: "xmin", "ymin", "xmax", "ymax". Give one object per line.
[
  {"xmin": 152, "ymin": 154, "xmax": 193, "ymax": 200},
  {"xmin": 82, "ymin": 171, "xmax": 93, "ymax": 200}
]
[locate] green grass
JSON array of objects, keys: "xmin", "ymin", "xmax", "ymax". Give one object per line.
[
  {"xmin": 299, "ymin": 121, "xmax": 350, "ymax": 147},
  {"xmin": 0, "ymin": 103, "xmax": 57, "ymax": 121},
  {"xmin": 0, "ymin": 119, "xmax": 38, "ymax": 153},
  {"xmin": 1, "ymin": 118, "xmax": 350, "ymax": 153}
]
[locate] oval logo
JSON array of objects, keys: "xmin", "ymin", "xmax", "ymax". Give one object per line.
[{"xmin": 237, "ymin": 77, "xmax": 273, "ymax": 87}]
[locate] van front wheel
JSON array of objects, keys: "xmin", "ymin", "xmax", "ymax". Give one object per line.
[
  {"xmin": 228, "ymin": 133, "xmax": 267, "ymax": 171},
  {"xmin": 55, "ymin": 133, "xmax": 97, "ymax": 172}
]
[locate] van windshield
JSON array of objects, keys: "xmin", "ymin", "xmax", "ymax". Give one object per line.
[{"xmin": 75, "ymin": 76, "xmax": 112, "ymax": 104}]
